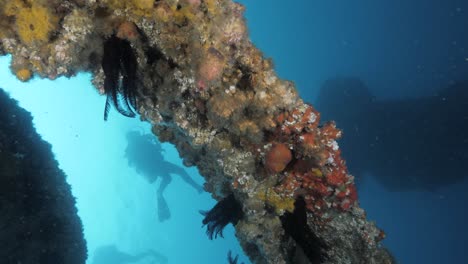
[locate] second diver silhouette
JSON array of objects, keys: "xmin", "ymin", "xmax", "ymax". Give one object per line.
[
  {"xmin": 125, "ymin": 131, "xmax": 204, "ymax": 222},
  {"xmin": 92, "ymin": 244, "xmax": 168, "ymax": 264}
]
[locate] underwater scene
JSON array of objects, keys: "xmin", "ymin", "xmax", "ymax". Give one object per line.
[{"xmin": 0, "ymin": 0, "xmax": 467, "ymax": 263}]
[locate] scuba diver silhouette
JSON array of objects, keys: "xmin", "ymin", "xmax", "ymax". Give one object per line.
[
  {"xmin": 92, "ymin": 244, "xmax": 167, "ymax": 264},
  {"xmin": 125, "ymin": 130, "xmax": 204, "ymax": 222}
]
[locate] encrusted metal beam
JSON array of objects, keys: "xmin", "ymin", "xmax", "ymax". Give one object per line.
[{"xmin": 0, "ymin": 1, "xmax": 395, "ymax": 263}]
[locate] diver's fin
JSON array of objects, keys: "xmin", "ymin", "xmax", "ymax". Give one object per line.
[{"xmin": 157, "ymin": 194, "xmax": 171, "ymax": 222}]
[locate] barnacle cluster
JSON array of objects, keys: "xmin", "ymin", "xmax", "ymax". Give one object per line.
[{"xmin": 0, "ymin": 0, "xmax": 394, "ymax": 263}]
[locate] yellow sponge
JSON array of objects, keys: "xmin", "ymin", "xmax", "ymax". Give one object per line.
[
  {"xmin": 132, "ymin": 0, "xmax": 154, "ymax": 10},
  {"xmin": 16, "ymin": 4, "xmax": 58, "ymax": 45},
  {"xmin": 15, "ymin": 68, "xmax": 32, "ymax": 82}
]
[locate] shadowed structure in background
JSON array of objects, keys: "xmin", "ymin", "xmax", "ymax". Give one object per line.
[
  {"xmin": 125, "ymin": 131, "xmax": 204, "ymax": 222},
  {"xmin": 316, "ymin": 78, "xmax": 468, "ymax": 191},
  {"xmin": 92, "ymin": 244, "xmax": 167, "ymax": 264},
  {"xmin": 0, "ymin": 89, "xmax": 87, "ymax": 263}
]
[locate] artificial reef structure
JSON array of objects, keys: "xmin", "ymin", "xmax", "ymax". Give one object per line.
[
  {"xmin": 0, "ymin": 1, "xmax": 395, "ymax": 263},
  {"xmin": 0, "ymin": 89, "xmax": 87, "ymax": 263}
]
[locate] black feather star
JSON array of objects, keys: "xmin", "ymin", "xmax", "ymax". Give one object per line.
[
  {"xmin": 200, "ymin": 194, "xmax": 244, "ymax": 240},
  {"xmin": 102, "ymin": 35, "xmax": 138, "ymax": 121},
  {"xmin": 280, "ymin": 197, "xmax": 329, "ymax": 263},
  {"xmin": 227, "ymin": 251, "xmax": 244, "ymax": 264}
]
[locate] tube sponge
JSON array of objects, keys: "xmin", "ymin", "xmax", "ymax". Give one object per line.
[{"xmin": 15, "ymin": 4, "xmax": 58, "ymax": 45}]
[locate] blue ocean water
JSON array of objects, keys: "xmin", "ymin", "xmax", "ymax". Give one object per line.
[
  {"xmin": 1, "ymin": 1, "xmax": 467, "ymax": 263},
  {"xmin": 0, "ymin": 57, "xmax": 246, "ymax": 263}
]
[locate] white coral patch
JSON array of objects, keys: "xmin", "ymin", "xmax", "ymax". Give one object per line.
[{"xmin": 327, "ymin": 140, "xmax": 339, "ymax": 151}]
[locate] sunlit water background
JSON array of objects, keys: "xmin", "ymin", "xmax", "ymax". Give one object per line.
[{"xmin": 1, "ymin": 0, "xmax": 468, "ymax": 263}]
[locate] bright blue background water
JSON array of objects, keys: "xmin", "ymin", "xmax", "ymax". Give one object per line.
[{"xmin": 1, "ymin": 1, "xmax": 468, "ymax": 263}]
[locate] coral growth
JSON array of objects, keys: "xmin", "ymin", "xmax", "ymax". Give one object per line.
[
  {"xmin": 15, "ymin": 68, "xmax": 32, "ymax": 82},
  {"xmin": 197, "ymin": 47, "xmax": 226, "ymax": 88},
  {"xmin": 117, "ymin": 21, "xmax": 140, "ymax": 41},
  {"xmin": 264, "ymin": 143, "xmax": 292, "ymax": 173},
  {"xmin": 261, "ymin": 103, "xmax": 359, "ymax": 216},
  {"xmin": 15, "ymin": 4, "xmax": 59, "ymax": 45},
  {"xmin": 256, "ymin": 187, "xmax": 295, "ymax": 215},
  {"xmin": 132, "ymin": 0, "xmax": 154, "ymax": 10},
  {"xmin": 0, "ymin": 0, "xmax": 393, "ymax": 263}
]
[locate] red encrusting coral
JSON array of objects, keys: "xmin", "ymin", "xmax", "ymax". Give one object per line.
[
  {"xmin": 265, "ymin": 142, "xmax": 293, "ymax": 173},
  {"xmin": 264, "ymin": 103, "xmax": 358, "ymax": 216},
  {"xmin": 275, "ymin": 104, "xmax": 320, "ymax": 137},
  {"xmin": 117, "ymin": 21, "xmax": 140, "ymax": 41}
]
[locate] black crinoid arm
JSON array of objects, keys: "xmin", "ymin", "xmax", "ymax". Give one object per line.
[
  {"xmin": 280, "ymin": 197, "xmax": 329, "ymax": 263},
  {"xmin": 200, "ymin": 194, "xmax": 244, "ymax": 240},
  {"xmin": 102, "ymin": 34, "xmax": 138, "ymax": 121},
  {"xmin": 227, "ymin": 250, "xmax": 244, "ymax": 264}
]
